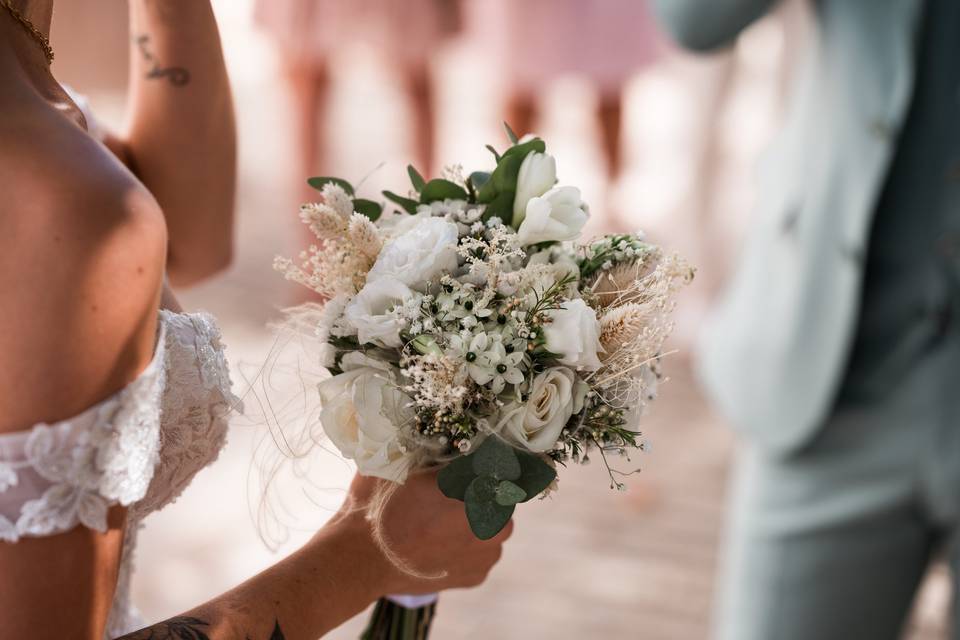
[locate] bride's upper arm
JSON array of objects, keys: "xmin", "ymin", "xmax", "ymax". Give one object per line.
[{"xmin": 0, "ymin": 131, "xmax": 168, "ymax": 638}]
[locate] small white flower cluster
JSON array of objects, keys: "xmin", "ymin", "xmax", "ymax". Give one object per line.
[
  {"xmin": 273, "ymin": 183, "xmax": 382, "ymax": 299},
  {"xmin": 277, "ymin": 139, "xmax": 690, "ymax": 497}
]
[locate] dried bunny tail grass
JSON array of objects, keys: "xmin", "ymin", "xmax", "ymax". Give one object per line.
[
  {"xmin": 276, "ymin": 207, "xmax": 384, "ymax": 298},
  {"xmin": 347, "ymin": 212, "xmax": 383, "ymax": 259},
  {"xmin": 320, "ymin": 182, "xmax": 355, "ymax": 218},
  {"xmin": 300, "ymin": 202, "xmax": 347, "ymax": 241},
  {"xmin": 599, "ymin": 303, "xmax": 649, "ymax": 355},
  {"xmin": 590, "ymin": 249, "xmax": 695, "ymax": 309},
  {"xmin": 586, "ymin": 252, "xmax": 694, "ymax": 405},
  {"xmin": 590, "ymin": 254, "xmax": 656, "ymax": 308}
]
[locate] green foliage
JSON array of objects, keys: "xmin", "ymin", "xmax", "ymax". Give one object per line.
[
  {"xmin": 420, "ymin": 178, "xmax": 469, "ymax": 203},
  {"xmin": 437, "ymin": 455, "xmax": 476, "ymax": 500},
  {"xmin": 407, "ymin": 164, "xmax": 427, "ymax": 193},
  {"xmin": 481, "ymin": 191, "xmax": 514, "ymax": 223},
  {"xmin": 352, "ymin": 198, "xmax": 382, "ymax": 221},
  {"xmin": 307, "ymin": 176, "xmax": 354, "ymax": 196},
  {"xmin": 494, "ymin": 480, "xmax": 527, "ymax": 506},
  {"xmin": 382, "ymin": 190, "xmax": 419, "ymax": 214},
  {"xmin": 501, "ymin": 137, "xmax": 546, "ymax": 162},
  {"xmin": 514, "ymin": 451, "xmax": 557, "ymax": 502},
  {"xmin": 475, "ymin": 137, "xmax": 547, "ymax": 229},
  {"xmin": 436, "ymin": 437, "xmax": 557, "ymax": 539},
  {"xmin": 467, "ymin": 171, "xmax": 491, "ymax": 198},
  {"xmin": 465, "ymin": 476, "xmax": 514, "ymax": 540},
  {"xmin": 472, "ymin": 437, "xmax": 521, "ymax": 480},
  {"xmin": 503, "ymin": 121, "xmax": 520, "ymax": 144}
]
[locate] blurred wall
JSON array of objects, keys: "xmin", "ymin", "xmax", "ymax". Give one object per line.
[{"xmin": 51, "ymin": 0, "xmax": 129, "ymax": 92}]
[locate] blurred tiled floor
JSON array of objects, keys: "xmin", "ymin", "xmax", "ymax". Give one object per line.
[{"xmin": 59, "ymin": 2, "xmax": 952, "ymax": 638}]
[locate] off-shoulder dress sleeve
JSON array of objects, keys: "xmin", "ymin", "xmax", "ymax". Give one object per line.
[{"xmin": 0, "ymin": 323, "xmax": 167, "ymax": 542}]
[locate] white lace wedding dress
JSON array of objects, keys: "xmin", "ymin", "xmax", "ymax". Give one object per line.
[{"xmin": 0, "ymin": 310, "xmax": 239, "ymax": 637}]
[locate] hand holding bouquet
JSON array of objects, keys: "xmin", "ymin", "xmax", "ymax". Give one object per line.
[{"xmin": 275, "ymin": 127, "xmax": 693, "ymax": 638}]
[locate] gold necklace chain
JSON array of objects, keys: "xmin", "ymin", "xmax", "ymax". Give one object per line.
[{"xmin": 0, "ymin": 0, "xmax": 54, "ymax": 65}]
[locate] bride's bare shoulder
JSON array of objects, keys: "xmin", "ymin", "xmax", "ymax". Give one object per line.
[{"xmin": 0, "ymin": 103, "xmax": 168, "ymax": 431}]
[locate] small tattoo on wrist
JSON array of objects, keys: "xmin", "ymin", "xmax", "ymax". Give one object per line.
[
  {"xmin": 117, "ymin": 616, "xmax": 287, "ymax": 639},
  {"xmin": 135, "ymin": 34, "xmax": 191, "ymax": 87}
]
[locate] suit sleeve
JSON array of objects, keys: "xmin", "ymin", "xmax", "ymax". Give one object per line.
[{"xmin": 651, "ymin": 0, "xmax": 783, "ymax": 51}]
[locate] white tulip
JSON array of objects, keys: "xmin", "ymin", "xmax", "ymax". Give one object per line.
[
  {"xmin": 343, "ymin": 277, "xmax": 412, "ymax": 348},
  {"xmin": 366, "ymin": 217, "xmax": 459, "ymax": 289},
  {"xmin": 318, "ymin": 353, "xmax": 414, "ymax": 482},
  {"xmin": 512, "ymin": 152, "xmax": 557, "ymax": 227},
  {"xmin": 498, "ymin": 367, "xmax": 579, "ymax": 452},
  {"xmin": 516, "ymin": 186, "xmax": 588, "ymax": 246},
  {"xmin": 543, "ymin": 298, "xmax": 603, "ymax": 370}
]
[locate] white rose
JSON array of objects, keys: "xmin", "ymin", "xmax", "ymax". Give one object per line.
[
  {"xmin": 543, "ymin": 298, "xmax": 603, "ymax": 370},
  {"xmin": 378, "ymin": 209, "xmax": 433, "ymax": 238},
  {"xmin": 343, "ymin": 277, "xmax": 412, "ymax": 347},
  {"xmin": 512, "ymin": 151, "xmax": 557, "ymax": 227},
  {"xmin": 498, "ymin": 367, "xmax": 583, "ymax": 452},
  {"xmin": 366, "ymin": 217, "xmax": 459, "ymax": 289},
  {"xmin": 318, "ymin": 353, "xmax": 414, "ymax": 482},
  {"xmin": 516, "ymin": 186, "xmax": 588, "ymax": 246}
]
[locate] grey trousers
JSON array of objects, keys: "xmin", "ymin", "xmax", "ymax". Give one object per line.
[{"xmin": 713, "ymin": 336, "xmax": 960, "ymax": 640}]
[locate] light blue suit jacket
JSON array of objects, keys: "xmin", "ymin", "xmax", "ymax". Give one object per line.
[{"xmin": 653, "ymin": 0, "xmax": 925, "ymax": 453}]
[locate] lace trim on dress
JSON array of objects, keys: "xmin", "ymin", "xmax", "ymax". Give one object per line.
[{"xmin": 0, "ymin": 322, "xmax": 168, "ymax": 542}]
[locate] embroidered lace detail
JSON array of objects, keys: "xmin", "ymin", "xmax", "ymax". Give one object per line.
[
  {"xmin": 0, "ymin": 311, "xmax": 238, "ymax": 638},
  {"xmin": 128, "ymin": 311, "xmax": 239, "ymax": 520},
  {"xmin": 0, "ymin": 462, "xmax": 17, "ymax": 493},
  {"xmin": 6, "ymin": 324, "xmax": 168, "ymax": 541}
]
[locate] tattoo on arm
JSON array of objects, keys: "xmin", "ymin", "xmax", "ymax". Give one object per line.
[
  {"xmin": 135, "ymin": 35, "xmax": 191, "ymax": 87},
  {"xmin": 116, "ymin": 616, "xmax": 286, "ymax": 640}
]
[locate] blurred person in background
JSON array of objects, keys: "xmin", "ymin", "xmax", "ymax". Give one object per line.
[
  {"xmin": 0, "ymin": 1, "xmax": 508, "ymax": 638},
  {"xmin": 254, "ymin": 0, "xmax": 463, "ymax": 192},
  {"xmin": 655, "ymin": 0, "xmax": 960, "ymax": 638},
  {"xmin": 497, "ymin": 0, "xmax": 662, "ymax": 222}
]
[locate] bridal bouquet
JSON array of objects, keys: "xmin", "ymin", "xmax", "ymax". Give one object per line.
[{"xmin": 275, "ymin": 126, "xmax": 692, "ymax": 638}]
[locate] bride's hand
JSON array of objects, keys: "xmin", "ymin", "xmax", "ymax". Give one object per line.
[{"xmin": 335, "ymin": 470, "xmax": 513, "ymax": 595}]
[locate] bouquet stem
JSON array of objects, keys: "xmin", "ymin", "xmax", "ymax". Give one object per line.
[{"xmin": 360, "ymin": 596, "xmax": 437, "ymax": 640}]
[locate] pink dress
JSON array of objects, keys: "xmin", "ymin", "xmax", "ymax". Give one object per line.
[
  {"xmin": 254, "ymin": 0, "xmax": 452, "ymax": 67},
  {"xmin": 492, "ymin": 0, "xmax": 664, "ymax": 97}
]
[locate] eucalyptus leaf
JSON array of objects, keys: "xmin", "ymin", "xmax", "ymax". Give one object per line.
[
  {"xmin": 437, "ymin": 455, "xmax": 477, "ymax": 501},
  {"xmin": 407, "ymin": 165, "xmax": 427, "ymax": 192},
  {"xmin": 420, "ymin": 178, "xmax": 469, "ymax": 203},
  {"xmin": 352, "ymin": 198, "xmax": 382, "ymax": 221},
  {"xmin": 307, "ymin": 176, "xmax": 355, "ymax": 196},
  {"xmin": 494, "ymin": 480, "xmax": 527, "ymax": 506},
  {"xmin": 382, "ymin": 190, "xmax": 420, "ymax": 215},
  {"xmin": 471, "ymin": 437, "xmax": 521, "ymax": 481},
  {"xmin": 465, "ymin": 476, "xmax": 515, "ymax": 540},
  {"xmin": 515, "ymin": 451, "xmax": 557, "ymax": 502}
]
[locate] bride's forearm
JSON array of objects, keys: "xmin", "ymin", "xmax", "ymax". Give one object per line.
[
  {"xmin": 115, "ymin": 518, "xmax": 387, "ymax": 640},
  {"xmin": 124, "ymin": 0, "xmax": 236, "ymax": 286}
]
